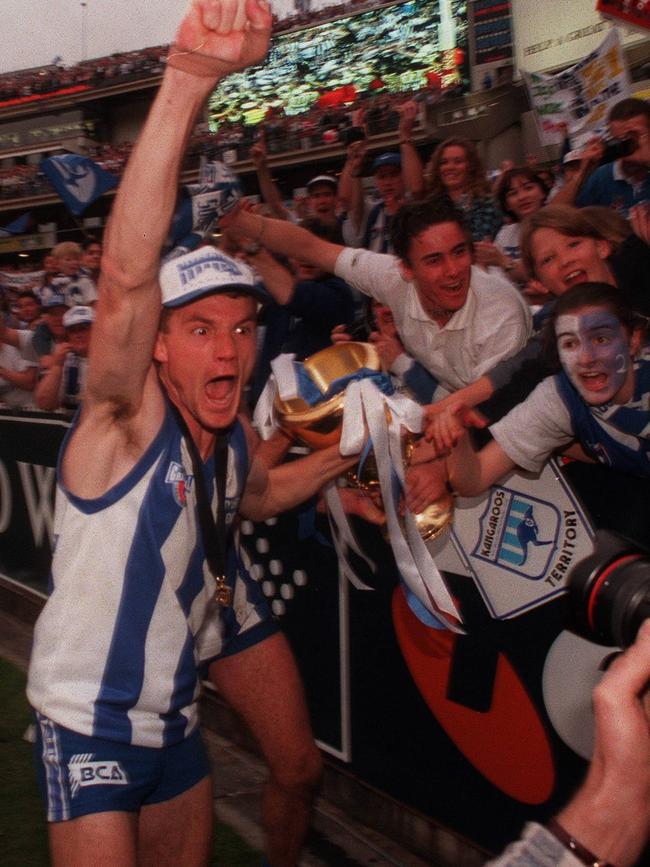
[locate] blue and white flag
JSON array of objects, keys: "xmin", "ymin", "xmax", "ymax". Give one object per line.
[
  {"xmin": 40, "ymin": 154, "xmax": 119, "ymax": 216},
  {"xmin": 168, "ymin": 161, "xmax": 242, "ymax": 250},
  {"xmin": 0, "ymin": 212, "xmax": 32, "ymax": 237}
]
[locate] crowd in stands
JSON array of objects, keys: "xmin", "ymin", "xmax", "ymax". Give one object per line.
[
  {"xmin": 0, "ymin": 238, "xmax": 98, "ymax": 411},
  {"xmin": 0, "ymin": 0, "xmax": 466, "ymax": 203},
  {"xmin": 0, "ymin": 0, "xmax": 386, "ymax": 110},
  {"xmin": 0, "ymin": 88, "xmax": 419, "ymax": 202},
  {"xmin": 0, "ymin": 47, "xmax": 166, "ymax": 107},
  {"xmin": 1, "ymin": 96, "xmax": 648, "ymax": 446}
]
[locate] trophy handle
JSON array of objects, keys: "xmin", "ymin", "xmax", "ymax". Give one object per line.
[
  {"xmin": 403, "ymin": 434, "xmax": 454, "ymax": 541},
  {"xmin": 346, "ymin": 433, "xmax": 454, "ymax": 541}
]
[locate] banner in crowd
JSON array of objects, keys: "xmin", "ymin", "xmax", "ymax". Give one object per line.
[
  {"xmin": 0, "ymin": 270, "xmax": 44, "ymax": 291},
  {"xmin": 522, "ymin": 28, "xmax": 631, "ymax": 145},
  {"xmin": 40, "ymin": 154, "xmax": 119, "ymax": 217},
  {"xmin": 596, "ymin": 0, "xmax": 650, "ymax": 32}
]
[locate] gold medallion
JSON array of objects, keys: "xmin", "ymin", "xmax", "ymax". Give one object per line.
[{"xmin": 214, "ymin": 576, "xmax": 232, "ymax": 607}]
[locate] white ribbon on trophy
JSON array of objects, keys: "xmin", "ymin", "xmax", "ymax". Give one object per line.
[
  {"xmin": 253, "ymin": 355, "xmax": 299, "ymax": 441},
  {"xmin": 253, "ymin": 353, "xmax": 463, "ymax": 632},
  {"xmin": 337, "ymin": 378, "xmax": 464, "ymax": 633}
]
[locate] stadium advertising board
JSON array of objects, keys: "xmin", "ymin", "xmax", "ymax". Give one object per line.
[
  {"xmin": 207, "ymin": 0, "xmax": 469, "ymax": 128},
  {"xmin": 511, "ymin": 0, "xmax": 647, "ymax": 75}
]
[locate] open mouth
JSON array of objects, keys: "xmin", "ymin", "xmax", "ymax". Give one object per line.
[
  {"xmin": 578, "ymin": 371, "xmax": 608, "ymax": 393},
  {"xmin": 563, "ymin": 269, "xmax": 587, "ymax": 288},
  {"xmin": 205, "ymin": 376, "xmax": 237, "ymax": 405}
]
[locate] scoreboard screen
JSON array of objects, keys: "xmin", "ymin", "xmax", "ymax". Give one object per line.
[{"xmin": 207, "ymin": 0, "xmax": 469, "ymax": 127}]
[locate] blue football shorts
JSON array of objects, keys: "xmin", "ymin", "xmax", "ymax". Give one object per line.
[{"xmin": 34, "ymin": 713, "xmax": 211, "ymax": 822}]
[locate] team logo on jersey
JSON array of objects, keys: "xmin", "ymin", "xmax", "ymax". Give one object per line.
[
  {"xmin": 165, "ymin": 461, "xmax": 194, "ymax": 507},
  {"xmin": 472, "ymin": 487, "xmax": 559, "ymax": 580},
  {"xmin": 68, "ymin": 754, "xmax": 128, "ymax": 797}
]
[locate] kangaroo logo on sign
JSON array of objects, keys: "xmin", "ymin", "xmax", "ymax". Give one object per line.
[
  {"xmin": 429, "ymin": 461, "xmax": 595, "ymax": 620},
  {"xmin": 473, "ymin": 488, "xmax": 559, "ymax": 581}
]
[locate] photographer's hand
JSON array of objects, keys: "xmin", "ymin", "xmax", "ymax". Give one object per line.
[{"xmin": 554, "ymin": 619, "xmax": 650, "ymax": 867}]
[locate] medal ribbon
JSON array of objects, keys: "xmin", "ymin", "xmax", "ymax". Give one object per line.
[{"xmin": 170, "ymin": 405, "xmax": 231, "ymax": 607}]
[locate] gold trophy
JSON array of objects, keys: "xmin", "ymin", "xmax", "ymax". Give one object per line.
[{"xmin": 273, "ymin": 342, "xmax": 453, "ymax": 541}]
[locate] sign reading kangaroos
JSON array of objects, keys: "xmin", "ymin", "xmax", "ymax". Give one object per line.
[{"xmin": 473, "ymin": 487, "xmax": 558, "ymax": 580}]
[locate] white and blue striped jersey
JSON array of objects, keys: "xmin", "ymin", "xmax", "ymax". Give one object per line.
[{"xmin": 27, "ymin": 405, "xmax": 257, "ymax": 748}]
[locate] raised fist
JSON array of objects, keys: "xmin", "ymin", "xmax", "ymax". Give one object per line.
[{"xmin": 173, "ymin": 0, "xmax": 272, "ymax": 76}]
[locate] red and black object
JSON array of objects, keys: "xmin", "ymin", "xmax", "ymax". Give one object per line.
[{"xmin": 567, "ymin": 529, "xmax": 650, "ymax": 649}]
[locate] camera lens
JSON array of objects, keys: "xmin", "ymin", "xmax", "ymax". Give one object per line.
[{"xmin": 567, "ymin": 530, "xmax": 650, "ymax": 648}]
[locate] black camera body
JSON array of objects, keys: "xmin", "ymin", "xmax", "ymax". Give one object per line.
[
  {"xmin": 599, "ymin": 137, "xmax": 635, "ymax": 164},
  {"xmin": 567, "ymin": 529, "xmax": 650, "ymax": 648}
]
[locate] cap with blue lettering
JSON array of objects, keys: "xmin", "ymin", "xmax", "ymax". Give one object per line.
[
  {"xmin": 63, "ymin": 305, "xmax": 94, "ymax": 328},
  {"xmin": 43, "ymin": 292, "xmax": 69, "ymax": 309},
  {"xmin": 159, "ymin": 247, "xmax": 271, "ymax": 308}
]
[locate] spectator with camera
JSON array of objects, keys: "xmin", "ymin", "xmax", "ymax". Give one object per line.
[{"xmin": 554, "ymin": 97, "xmax": 650, "ymax": 219}]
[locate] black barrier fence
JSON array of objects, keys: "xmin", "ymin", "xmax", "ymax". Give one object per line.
[{"xmin": 4, "ymin": 408, "xmax": 650, "ymax": 857}]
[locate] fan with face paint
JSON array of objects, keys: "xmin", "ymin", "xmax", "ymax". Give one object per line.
[{"xmin": 555, "ymin": 307, "xmax": 638, "ymax": 406}]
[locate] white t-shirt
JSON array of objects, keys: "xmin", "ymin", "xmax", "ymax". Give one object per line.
[
  {"xmin": 334, "ymin": 249, "xmax": 531, "ymax": 393},
  {"xmin": 490, "ymin": 377, "xmax": 574, "ymax": 472},
  {"xmin": 494, "ymin": 222, "xmax": 522, "ymax": 261},
  {"xmin": 0, "ymin": 343, "xmax": 37, "ymax": 408}
]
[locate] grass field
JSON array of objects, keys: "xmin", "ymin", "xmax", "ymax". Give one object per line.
[{"xmin": 0, "ymin": 658, "xmax": 260, "ymax": 866}]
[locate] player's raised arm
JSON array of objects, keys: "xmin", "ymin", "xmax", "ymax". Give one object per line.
[{"xmin": 87, "ymin": 0, "xmax": 272, "ymax": 416}]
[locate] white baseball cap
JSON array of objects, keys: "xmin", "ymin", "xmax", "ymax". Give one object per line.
[
  {"xmin": 159, "ymin": 247, "xmax": 270, "ymax": 308},
  {"xmin": 63, "ymin": 305, "xmax": 94, "ymax": 328}
]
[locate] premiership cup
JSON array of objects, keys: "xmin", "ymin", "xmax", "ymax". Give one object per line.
[{"xmin": 273, "ymin": 342, "xmax": 453, "ymax": 541}]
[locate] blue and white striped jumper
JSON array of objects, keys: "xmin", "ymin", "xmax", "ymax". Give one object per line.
[{"xmin": 27, "ymin": 404, "xmax": 272, "ymax": 748}]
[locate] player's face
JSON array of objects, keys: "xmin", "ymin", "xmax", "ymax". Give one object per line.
[
  {"xmin": 438, "ymin": 145, "xmax": 470, "ymax": 194},
  {"xmin": 555, "ymin": 305, "xmax": 638, "ymax": 405},
  {"xmin": 155, "ymin": 292, "xmax": 257, "ymax": 434},
  {"xmin": 529, "ymin": 228, "xmax": 612, "ymax": 296},
  {"xmin": 504, "ymin": 175, "xmax": 546, "ymax": 220},
  {"xmin": 400, "ymin": 221, "xmax": 472, "ymax": 322},
  {"xmin": 307, "ymin": 184, "xmax": 337, "ymax": 218}
]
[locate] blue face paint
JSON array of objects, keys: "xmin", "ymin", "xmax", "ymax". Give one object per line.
[{"xmin": 555, "ymin": 308, "xmax": 633, "ymax": 405}]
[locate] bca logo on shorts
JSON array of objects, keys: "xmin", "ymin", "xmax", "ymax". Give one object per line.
[
  {"xmin": 68, "ymin": 753, "xmax": 129, "ymax": 798},
  {"xmin": 472, "ymin": 487, "xmax": 559, "ymax": 580}
]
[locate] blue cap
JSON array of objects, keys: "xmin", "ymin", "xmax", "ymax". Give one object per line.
[
  {"xmin": 159, "ymin": 247, "xmax": 270, "ymax": 308},
  {"xmin": 372, "ymin": 152, "xmax": 401, "ymax": 172}
]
